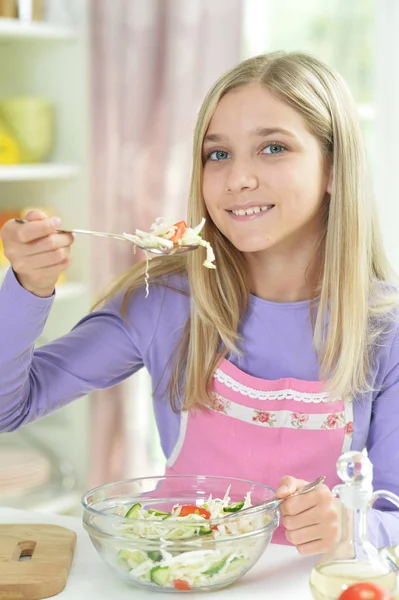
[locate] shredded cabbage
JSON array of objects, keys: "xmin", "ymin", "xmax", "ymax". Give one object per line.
[
  {"xmin": 123, "ymin": 217, "xmax": 216, "ymax": 270},
  {"xmin": 113, "ymin": 487, "xmax": 274, "ymax": 589}
]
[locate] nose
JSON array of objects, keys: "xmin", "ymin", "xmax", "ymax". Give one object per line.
[{"xmin": 225, "ymin": 158, "xmax": 259, "ymax": 193}]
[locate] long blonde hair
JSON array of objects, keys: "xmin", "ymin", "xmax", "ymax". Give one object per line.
[{"xmin": 96, "ymin": 51, "xmax": 398, "ymax": 409}]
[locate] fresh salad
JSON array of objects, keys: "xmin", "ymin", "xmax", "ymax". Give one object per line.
[
  {"xmin": 114, "ymin": 487, "xmax": 275, "ymax": 591},
  {"xmin": 123, "ymin": 217, "xmax": 216, "ymax": 270}
]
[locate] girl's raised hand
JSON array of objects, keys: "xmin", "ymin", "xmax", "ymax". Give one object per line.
[
  {"xmin": 0, "ymin": 210, "xmax": 74, "ymax": 298},
  {"xmin": 276, "ymin": 475, "xmax": 340, "ymax": 555}
]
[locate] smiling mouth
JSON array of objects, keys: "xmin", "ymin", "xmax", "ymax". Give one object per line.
[{"xmin": 228, "ymin": 205, "xmax": 274, "ymax": 217}]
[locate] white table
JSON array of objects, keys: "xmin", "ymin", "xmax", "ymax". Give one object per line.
[{"xmin": 0, "ymin": 508, "xmax": 317, "ymax": 599}]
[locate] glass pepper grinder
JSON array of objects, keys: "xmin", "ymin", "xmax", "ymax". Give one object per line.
[{"xmin": 309, "ymin": 450, "xmax": 399, "ymax": 600}]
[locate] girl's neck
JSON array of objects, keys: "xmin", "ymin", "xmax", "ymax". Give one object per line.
[{"xmin": 245, "ymin": 235, "xmax": 323, "ymax": 304}]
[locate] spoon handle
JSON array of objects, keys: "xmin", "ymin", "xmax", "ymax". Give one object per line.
[
  {"xmin": 263, "ymin": 475, "xmax": 326, "ymax": 511},
  {"xmin": 14, "ymin": 218, "xmax": 199, "ymax": 256},
  {"xmin": 15, "ymin": 219, "xmax": 128, "ymax": 241},
  {"xmin": 288, "ymin": 475, "xmax": 326, "ymax": 498}
]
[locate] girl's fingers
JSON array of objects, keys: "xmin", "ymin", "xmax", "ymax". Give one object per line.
[
  {"xmin": 23, "ymin": 233, "xmax": 74, "ymax": 257},
  {"xmin": 14, "ymin": 216, "xmax": 61, "ymax": 243},
  {"xmin": 12, "ymin": 247, "xmax": 71, "ymax": 272}
]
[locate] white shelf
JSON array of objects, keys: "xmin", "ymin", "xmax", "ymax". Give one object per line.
[
  {"xmin": 0, "ymin": 163, "xmax": 80, "ymax": 181},
  {"xmin": 0, "ymin": 18, "xmax": 75, "ymax": 41},
  {"xmin": 56, "ymin": 282, "xmax": 88, "ymax": 301}
]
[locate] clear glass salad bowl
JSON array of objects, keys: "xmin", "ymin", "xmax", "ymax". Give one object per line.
[{"xmin": 81, "ymin": 474, "xmax": 279, "ymax": 593}]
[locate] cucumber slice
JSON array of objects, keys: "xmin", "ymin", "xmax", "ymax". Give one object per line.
[
  {"xmin": 118, "ymin": 549, "xmax": 145, "ymax": 563},
  {"xmin": 148, "ymin": 509, "xmax": 171, "ymax": 517},
  {"xmin": 226, "ymin": 556, "xmax": 247, "ymax": 572},
  {"xmin": 151, "ymin": 566, "xmax": 170, "ymax": 586},
  {"xmin": 117, "ymin": 550, "xmax": 131, "ymax": 571},
  {"xmin": 147, "ymin": 550, "xmax": 162, "ymax": 562},
  {"xmin": 223, "ymin": 501, "xmax": 244, "ymax": 513},
  {"xmin": 125, "ymin": 502, "xmax": 142, "ymax": 518},
  {"xmin": 202, "ymin": 557, "xmax": 227, "ymax": 576},
  {"xmin": 198, "ymin": 526, "xmax": 212, "ymax": 535},
  {"xmin": 117, "ymin": 549, "xmax": 146, "ymax": 569}
]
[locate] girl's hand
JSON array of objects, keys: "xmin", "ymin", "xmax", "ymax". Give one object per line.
[
  {"xmin": 0, "ymin": 209, "xmax": 74, "ymax": 298},
  {"xmin": 276, "ymin": 475, "xmax": 340, "ymax": 555}
]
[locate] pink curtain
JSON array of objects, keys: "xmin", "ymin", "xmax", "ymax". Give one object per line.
[{"xmin": 89, "ymin": 0, "xmax": 243, "ymax": 487}]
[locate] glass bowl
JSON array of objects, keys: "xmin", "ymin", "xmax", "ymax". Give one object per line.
[{"xmin": 82, "ymin": 474, "xmax": 279, "ymax": 593}]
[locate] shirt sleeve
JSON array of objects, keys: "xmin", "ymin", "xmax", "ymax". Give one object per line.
[
  {"xmin": 0, "ymin": 268, "xmax": 164, "ymax": 432},
  {"xmin": 366, "ymin": 319, "xmax": 399, "ymax": 548}
]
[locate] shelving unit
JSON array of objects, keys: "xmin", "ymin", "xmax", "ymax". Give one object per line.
[
  {"xmin": 0, "ymin": 163, "xmax": 80, "ymax": 181},
  {"xmin": 0, "ymin": 2, "xmax": 91, "ymax": 515}
]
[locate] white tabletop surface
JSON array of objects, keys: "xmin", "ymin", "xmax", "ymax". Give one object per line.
[{"xmin": 0, "ymin": 507, "xmax": 318, "ymax": 599}]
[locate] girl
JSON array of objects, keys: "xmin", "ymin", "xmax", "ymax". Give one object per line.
[{"xmin": 1, "ymin": 52, "xmax": 399, "ymax": 555}]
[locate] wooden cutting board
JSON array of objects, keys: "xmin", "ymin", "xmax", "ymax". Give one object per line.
[{"xmin": 0, "ymin": 524, "xmax": 77, "ymax": 600}]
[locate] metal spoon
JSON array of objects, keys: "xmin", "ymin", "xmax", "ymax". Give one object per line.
[
  {"xmin": 205, "ymin": 476, "xmax": 327, "ymax": 527},
  {"xmin": 15, "ymin": 218, "xmax": 198, "ymax": 256},
  {"xmin": 174, "ymin": 476, "xmax": 328, "ymax": 543},
  {"xmin": 259, "ymin": 475, "xmax": 326, "ymax": 512}
]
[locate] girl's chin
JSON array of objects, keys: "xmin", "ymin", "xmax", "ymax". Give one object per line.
[{"xmin": 229, "ymin": 238, "xmax": 276, "ymax": 254}]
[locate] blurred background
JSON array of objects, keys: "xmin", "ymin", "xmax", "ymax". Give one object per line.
[{"xmin": 0, "ymin": 0, "xmax": 397, "ymax": 516}]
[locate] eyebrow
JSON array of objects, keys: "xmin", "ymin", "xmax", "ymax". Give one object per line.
[{"xmin": 203, "ymin": 127, "xmax": 297, "ymax": 143}]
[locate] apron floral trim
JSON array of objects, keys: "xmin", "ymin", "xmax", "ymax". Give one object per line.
[
  {"xmin": 210, "ymin": 392, "xmax": 353, "ymax": 435},
  {"xmin": 213, "ymin": 369, "xmax": 335, "ymax": 403}
]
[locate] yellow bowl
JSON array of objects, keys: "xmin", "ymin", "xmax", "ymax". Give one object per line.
[{"xmin": 0, "ymin": 97, "xmax": 54, "ymax": 163}]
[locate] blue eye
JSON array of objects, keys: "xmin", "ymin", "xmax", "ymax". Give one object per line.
[
  {"xmin": 208, "ymin": 150, "xmax": 231, "ymax": 161},
  {"xmin": 263, "ymin": 144, "xmax": 286, "ymax": 155}
]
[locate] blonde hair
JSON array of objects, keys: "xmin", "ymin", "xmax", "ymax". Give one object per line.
[{"xmin": 96, "ymin": 51, "xmax": 398, "ymax": 410}]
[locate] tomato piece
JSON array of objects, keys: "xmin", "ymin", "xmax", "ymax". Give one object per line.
[
  {"xmin": 338, "ymin": 582, "xmax": 391, "ymax": 600},
  {"xmin": 174, "ymin": 579, "xmax": 190, "ymax": 591},
  {"xmin": 178, "ymin": 504, "xmax": 211, "ymax": 519},
  {"xmin": 197, "ymin": 507, "xmax": 211, "ymax": 519},
  {"xmin": 170, "ymin": 221, "xmax": 187, "ymax": 245}
]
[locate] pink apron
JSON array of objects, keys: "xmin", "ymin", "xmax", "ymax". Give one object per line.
[{"xmin": 165, "ymin": 358, "xmax": 353, "ymax": 545}]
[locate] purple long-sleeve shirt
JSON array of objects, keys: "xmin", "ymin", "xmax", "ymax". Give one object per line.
[{"xmin": 1, "ymin": 267, "xmax": 399, "ymax": 549}]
